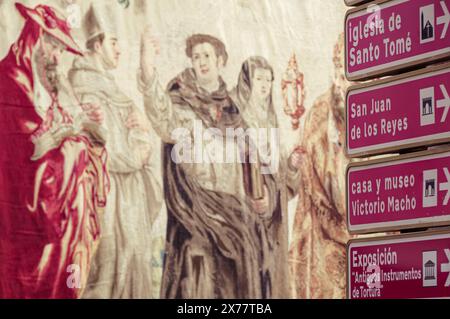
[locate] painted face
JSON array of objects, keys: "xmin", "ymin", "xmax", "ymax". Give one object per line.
[
  {"xmin": 333, "ymin": 50, "xmax": 349, "ymax": 104},
  {"xmin": 36, "ymin": 33, "xmax": 67, "ymax": 93},
  {"xmin": 250, "ymin": 68, "xmax": 273, "ymax": 103},
  {"xmin": 98, "ymin": 34, "xmax": 121, "ymax": 69},
  {"xmin": 41, "ymin": 33, "xmax": 66, "ymax": 66},
  {"xmin": 333, "ymin": 68, "xmax": 348, "ymax": 105},
  {"xmin": 191, "ymin": 42, "xmax": 221, "ymax": 86}
]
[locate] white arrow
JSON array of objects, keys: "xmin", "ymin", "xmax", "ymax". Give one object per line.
[
  {"xmin": 437, "ymin": 84, "xmax": 450, "ymax": 123},
  {"xmin": 441, "ymin": 249, "xmax": 450, "ymax": 287},
  {"xmin": 440, "ymin": 167, "xmax": 450, "ymax": 206},
  {"xmin": 437, "ymin": 1, "xmax": 450, "ymax": 39}
]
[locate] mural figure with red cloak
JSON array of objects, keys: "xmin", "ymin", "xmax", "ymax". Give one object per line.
[{"xmin": 0, "ymin": 3, "xmax": 109, "ymax": 299}]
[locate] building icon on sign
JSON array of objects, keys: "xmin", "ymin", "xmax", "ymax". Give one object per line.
[
  {"xmin": 423, "ymin": 169, "xmax": 438, "ymax": 208},
  {"xmin": 422, "ymin": 97, "xmax": 433, "ymax": 115},
  {"xmin": 420, "ymin": 87, "xmax": 435, "ymax": 126},
  {"xmin": 420, "ymin": 4, "xmax": 435, "ymax": 44},
  {"xmin": 423, "ymin": 251, "xmax": 437, "ymax": 287},
  {"xmin": 425, "ymin": 179, "xmax": 436, "ymax": 197},
  {"xmin": 424, "ymin": 260, "xmax": 436, "ymax": 280},
  {"xmin": 421, "ymin": 14, "xmax": 434, "ymax": 40}
]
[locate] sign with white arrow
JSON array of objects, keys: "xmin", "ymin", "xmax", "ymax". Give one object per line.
[
  {"xmin": 442, "ymin": 248, "xmax": 450, "ymax": 287},
  {"xmin": 347, "ymin": 63, "xmax": 450, "ymax": 157},
  {"xmin": 346, "ymin": 0, "xmax": 450, "ymax": 81},
  {"xmin": 437, "ymin": 1, "xmax": 450, "ymax": 39},
  {"xmin": 348, "ymin": 230, "xmax": 450, "ymax": 299},
  {"xmin": 437, "ymin": 84, "xmax": 450, "ymax": 122},
  {"xmin": 347, "ymin": 148, "xmax": 450, "ymax": 234}
]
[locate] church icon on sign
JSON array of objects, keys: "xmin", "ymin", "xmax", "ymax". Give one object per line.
[
  {"xmin": 420, "ymin": 4, "xmax": 435, "ymax": 44},
  {"xmin": 422, "ymin": 14, "xmax": 434, "ymax": 40}
]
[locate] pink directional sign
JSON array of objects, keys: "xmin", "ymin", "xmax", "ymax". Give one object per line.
[
  {"xmin": 346, "ymin": 64, "xmax": 450, "ymax": 157},
  {"xmin": 347, "ymin": 231, "xmax": 450, "ymax": 299},
  {"xmin": 347, "ymin": 149, "xmax": 450, "ymax": 234},
  {"xmin": 345, "ymin": 0, "xmax": 450, "ymax": 80}
]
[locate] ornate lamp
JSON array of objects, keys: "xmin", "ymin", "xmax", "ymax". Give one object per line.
[{"xmin": 281, "ymin": 53, "xmax": 306, "ymax": 130}]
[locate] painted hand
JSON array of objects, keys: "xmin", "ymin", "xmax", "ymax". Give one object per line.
[
  {"xmin": 140, "ymin": 25, "xmax": 160, "ymax": 84},
  {"xmin": 250, "ymin": 186, "xmax": 270, "ymax": 216},
  {"xmin": 126, "ymin": 110, "xmax": 151, "ymax": 133},
  {"xmin": 289, "ymin": 146, "xmax": 305, "ymax": 169},
  {"xmin": 82, "ymin": 103, "xmax": 104, "ymax": 124}
]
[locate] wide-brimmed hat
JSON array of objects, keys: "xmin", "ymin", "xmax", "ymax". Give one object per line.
[{"xmin": 15, "ymin": 2, "xmax": 82, "ymax": 55}]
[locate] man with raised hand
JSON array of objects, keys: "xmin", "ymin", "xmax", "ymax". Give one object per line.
[{"xmin": 138, "ymin": 30, "xmax": 285, "ymax": 298}]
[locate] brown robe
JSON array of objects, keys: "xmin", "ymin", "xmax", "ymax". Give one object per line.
[{"xmin": 160, "ymin": 68, "xmax": 287, "ymax": 298}]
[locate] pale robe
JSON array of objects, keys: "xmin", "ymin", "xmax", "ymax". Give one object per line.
[{"xmin": 69, "ymin": 55, "xmax": 162, "ymax": 298}]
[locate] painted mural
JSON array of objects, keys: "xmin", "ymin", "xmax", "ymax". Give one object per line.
[{"xmin": 0, "ymin": 0, "xmax": 349, "ymax": 299}]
